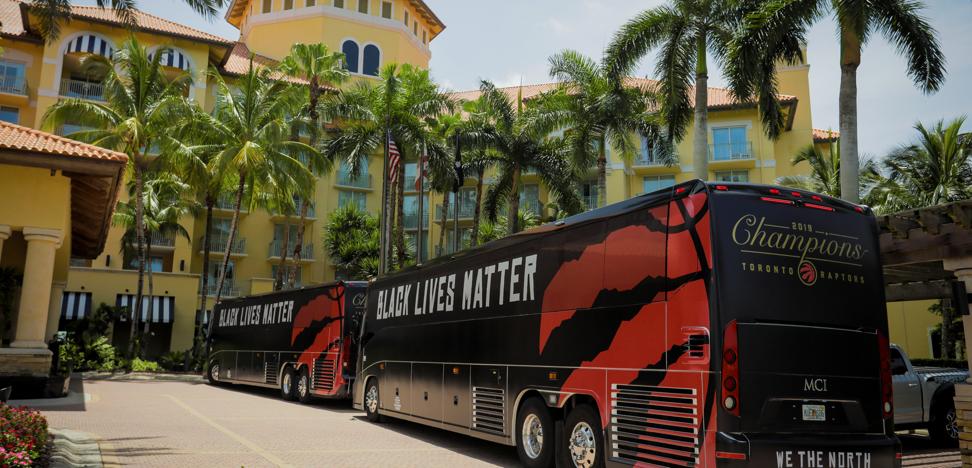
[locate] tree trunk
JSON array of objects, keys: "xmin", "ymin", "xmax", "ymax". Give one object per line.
[
  {"xmin": 290, "ymin": 202, "xmax": 309, "ymax": 288},
  {"xmin": 438, "ymin": 191, "xmax": 449, "ymax": 256},
  {"xmin": 471, "ymin": 168, "xmax": 484, "ymax": 246},
  {"xmin": 129, "ymin": 165, "xmax": 145, "ymax": 359},
  {"xmin": 839, "ymin": 29, "xmax": 862, "ymax": 203},
  {"xmin": 508, "ymin": 165, "xmax": 522, "ymax": 234},
  {"xmin": 395, "ymin": 168, "xmax": 407, "ymax": 268},
  {"xmin": 215, "ymin": 172, "xmax": 246, "ymax": 302},
  {"xmin": 275, "ymin": 222, "xmax": 291, "ymax": 291},
  {"xmin": 382, "ymin": 165, "xmax": 395, "ymax": 271},
  {"xmin": 597, "ymin": 137, "xmax": 607, "ymax": 209},
  {"xmin": 193, "ymin": 200, "xmax": 214, "ymax": 361},
  {"xmin": 144, "ymin": 232, "xmax": 153, "ymax": 353},
  {"xmin": 692, "ymin": 34, "xmax": 709, "ymax": 181}
]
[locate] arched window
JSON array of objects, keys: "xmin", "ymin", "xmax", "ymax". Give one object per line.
[
  {"xmin": 362, "ymin": 44, "xmax": 380, "ymax": 76},
  {"xmin": 342, "ymin": 40, "xmax": 359, "ymax": 73}
]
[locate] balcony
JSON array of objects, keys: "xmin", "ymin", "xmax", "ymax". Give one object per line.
[
  {"xmin": 335, "ymin": 173, "xmax": 373, "ymax": 190},
  {"xmin": 709, "ymin": 142, "xmax": 754, "ymax": 162},
  {"xmin": 214, "ymin": 195, "xmax": 247, "ymax": 213},
  {"xmin": 201, "ymin": 235, "xmax": 247, "ymax": 256},
  {"xmin": 435, "ymin": 203, "xmax": 474, "ymax": 222},
  {"xmin": 583, "ymin": 195, "xmax": 598, "ymax": 211},
  {"xmin": 271, "ymin": 201, "xmax": 316, "ymax": 221},
  {"xmin": 148, "ymin": 232, "xmax": 175, "ymax": 249},
  {"xmin": 205, "ymin": 281, "xmax": 239, "ymax": 298},
  {"xmin": 60, "ymin": 78, "xmax": 105, "ymax": 101},
  {"xmin": 0, "ymin": 76, "xmax": 26, "ymax": 96},
  {"xmin": 403, "ymin": 212, "xmax": 430, "ymax": 229},
  {"xmin": 268, "ymin": 240, "xmax": 314, "ymax": 261}
]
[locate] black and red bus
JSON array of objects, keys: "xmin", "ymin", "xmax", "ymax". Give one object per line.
[
  {"xmin": 352, "ymin": 180, "xmax": 900, "ymax": 467},
  {"xmin": 206, "ymin": 281, "xmax": 367, "ymax": 402}
]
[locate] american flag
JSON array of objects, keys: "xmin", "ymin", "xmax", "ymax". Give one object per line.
[
  {"xmin": 415, "ymin": 152, "xmax": 428, "ymax": 192},
  {"xmin": 388, "ymin": 137, "xmax": 401, "ymax": 184}
]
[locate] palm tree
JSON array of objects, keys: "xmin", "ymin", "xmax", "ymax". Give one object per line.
[
  {"xmin": 478, "ymin": 209, "xmax": 542, "ymax": 244},
  {"xmin": 278, "ymin": 43, "xmax": 348, "ymax": 277},
  {"xmin": 42, "ymin": 37, "xmax": 190, "ymax": 358},
  {"xmin": 197, "ymin": 61, "xmax": 316, "ymax": 301},
  {"xmin": 776, "ymin": 139, "xmax": 880, "ymax": 199},
  {"xmin": 471, "ymin": 80, "xmax": 582, "ymax": 234},
  {"xmin": 604, "ymin": 0, "xmax": 739, "ymax": 180},
  {"xmin": 547, "ymin": 50, "xmax": 668, "ymax": 208},
  {"xmin": 877, "ymin": 117, "xmax": 972, "ymax": 212},
  {"xmin": 730, "ymin": 0, "xmax": 945, "ymax": 203},
  {"xmin": 321, "ymin": 64, "xmax": 454, "ymax": 271},
  {"xmin": 29, "ymin": 0, "xmax": 228, "ymax": 42},
  {"xmin": 323, "ymin": 205, "xmax": 380, "ymax": 279}
]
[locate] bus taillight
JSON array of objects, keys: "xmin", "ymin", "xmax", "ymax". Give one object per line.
[
  {"xmin": 723, "ymin": 320, "xmax": 740, "ymax": 417},
  {"xmin": 878, "ymin": 331, "xmax": 893, "ymax": 418}
]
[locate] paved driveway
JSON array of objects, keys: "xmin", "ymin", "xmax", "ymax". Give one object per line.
[{"xmin": 13, "ymin": 377, "xmax": 962, "ymax": 467}]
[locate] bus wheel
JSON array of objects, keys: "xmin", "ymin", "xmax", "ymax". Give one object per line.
[
  {"xmin": 207, "ymin": 362, "xmax": 219, "ymax": 385},
  {"xmin": 516, "ymin": 398, "xmax": 554, "ymax": 468},
  {"xmin": 280, "ymin": 366, "xmax": 296, "ymax": 401},
  {"xmin": 296, "ymin": 367, "xmax": 312, "ymax": 404},
  {"xmin": 564, "ymin": 404, "xmax": 604, "ymax": 468},
  {"xmin": 364, "ymin": 379, "xmax": 382, "ymax": 422}
]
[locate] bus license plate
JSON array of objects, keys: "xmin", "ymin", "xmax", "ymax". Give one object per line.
[{"xmin": 802, "ymin": 404, "xmax": 826, "ymax": 422}]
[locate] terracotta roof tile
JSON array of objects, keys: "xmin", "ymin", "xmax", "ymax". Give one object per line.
[
  {"xmin": 67, "ymin": 5, "xmax": 232, "ymax": 44},
  {"xmin": 220, "ymin": 42, "xmax": 336, "ymax": 90},
  {"xmin": 452, "ymin": 78, "xmax": 798, "ymax": 111},
  {"xmin": 813, "ymin": 128, "xmax": 839, "ymax": 142},
  {"xmin": 0, "ymin": 0, "xmax": 28, "ymax": 37},
  {"xmin": 0, "ymin": 121, "xmax": 127, "ymax": 163}
]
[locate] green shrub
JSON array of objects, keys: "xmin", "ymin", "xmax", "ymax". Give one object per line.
[
  {"xmin": 0, "ymin": 404, "xmax": 48, "ymax": 466},
  {"xmin": 130, "ymin": 358, "xmax": 159, "ymax": 372},
  {"xmin": 158, "ymin": 350, "xmax": 187, "ymax": 371}
]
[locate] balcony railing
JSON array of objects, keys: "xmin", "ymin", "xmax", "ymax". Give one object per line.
[
  {"xmin": 203, "ymin": 236, "xmax": 246, "ymax": 255},
  {"xmin": 148, "ymin": 232, "xmax": 175, "ymax": 248},
  {"xmin": 632, "ymin": 154, "xmax": 667, "ymax": 167},
  {"xmin": 403, "ymin": 212, "xmax": 430, "ymax": 229},
  {"xmin": 336, "ymin": 173, "xmax": 372, "ymax": 189},
  {"xmin": 205, "ymin": 281, "xmax": 239, "ymax": 298},
  {"xmin": 404, "ymin": 175, "xmax": 429, "ymax": 192},
  {"xmin": 583, "ymin": 195, "xmax": 598, "ymax": 211},
  {"xmin": 60, "ymin": 78, "xmax": 105, "ymax": 101},
  {"xmin": 273, "ymin": 201, "xmax": 315, "ymax": 219},
  {"xmin": 435, "ymin": 203, "xmax": 475, "ymax": 220},
  {"xmin": 0, "ymin": 76, "xmax": 26, "ymax": 95},
  {"xmin": 710, "ymin": 142, "xmax": 754, "ymax": 161},
  {"xmin": 214, "ymin": 195, "xmax": 247, "ymax": 212},
  {"xmin": 268, "ymin": 240, "xmax": 313, "ymax": 260}
]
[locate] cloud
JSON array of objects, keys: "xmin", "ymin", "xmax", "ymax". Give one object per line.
[{"xmin": 544, "ymin": 17, "xmax": 572, "ymax": 35}]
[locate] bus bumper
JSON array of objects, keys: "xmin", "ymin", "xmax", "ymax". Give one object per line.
[{"xmin": 715, "ymin": 431, "xmax": 901, "ymax": 467}]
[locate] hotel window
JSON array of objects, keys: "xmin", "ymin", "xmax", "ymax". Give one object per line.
[
  {"xmin": 413, "ymin": 20, "xmax": 418, "ymax": 35},
  {"xmin": 283, "ymin": 0, "xmax": 293, "ymax": 9},
  {"xmin": 338, "ymin": 190, "xmax": 367, "ymax": 211},
  {"xmin": 381, "ymin": 1, "xmax": 392, "ymax": 18},
  {"xmin": 0, "ymin": 106, "xmax": 19, "ymax": 124},
  {"xmin": 406, "ymin": 231, "xmax": 429, "ymax": 262},
  {"xmin": 404, "ymin": 10, "xmax": 409, "ymax": 26},
  {"xmin": 358, "ymin": 0, "xmax": 368, "ymax": 14},
  {"xmin": 519, "ymin": 184, "xmax": 541, "ymax": 216},
  {"xmin": 422, "ymin": 30, "xmax": 427, "ymax": 44},
  {"xmin": 262, "ymin": 0, "xmax": 272, "ymax": 13},
  {"xmin": 715, "ymin": 170, "xmax": 749, "ymax": 183},
  {"xmin": 334, "ymin": 0, "xmax": 344, "ymax": 8},
  {"xmin": 363, "ymin": 45, "xmax": 380, "ymax": 76},
  {"xmin": 271, "ymin": 265, "xmax": 301, "ymax": 287},
  {"xmin": 404, "ymin": 194, "xmax": 430, "ymax": 229},
  {"xmin": 307, "ymin": 0, "xmax": 315, "ymax": 5},
  {"xmin": 643, "ymin": 175, "xmax": 675, "ymax": 194},
  {"xmin": 711, "ymin": 126, "xmax": 750, "ymax": 161},
  {"xmin": 341, "ymin": 40, "xmax": 359, "ymax": 73},
  {"xmin": 0, "ymin": 61, "xmax": 25, "ymax": 94}
]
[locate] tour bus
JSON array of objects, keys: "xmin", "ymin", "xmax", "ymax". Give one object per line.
[
  {"xmin": 207, "ymin": 281, "xmax": 367, "ymax": 402},
  {"xmin": 353, "ymin": 180, "xmax": 900, "ymax": 467}
]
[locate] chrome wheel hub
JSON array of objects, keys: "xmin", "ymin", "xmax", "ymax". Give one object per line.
[
  {"xmin": 947, "ymin": 408, "xmax": 960, "ymax": 440},
  {"xmin": 569, "ymin": 421, "xmax": 596, "ymax": 468},
  {"xmin": 365, "ymin": 385, "xmax": 379, "ymax": 414},
  {"xmin": 282, "ymin": 372, "xmax": 292, "ymax": 394},
  {"xmin": 521, "ymin": 413, "xmax": 544, "ymax": 459},
  {"xmin": 297, "ymin": 373, "xmax": 308, "ymax": 398},
  {"xmin": 210, "ymin": 364, "xmax": 219, "ymax": 381}
]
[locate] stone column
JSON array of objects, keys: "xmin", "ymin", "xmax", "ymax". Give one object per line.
[
  {"xmin": 10, "ymin": 227, "xmax": 62, "ymax": 349},
  {"xmin": 0, "ymin": 225, "xmax": 10, "ymax": 262},
  {"xmin": 46, "ymin": 281, "xmax": 66, "ymax": 341}
]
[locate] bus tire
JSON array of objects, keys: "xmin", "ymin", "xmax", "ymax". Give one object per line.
[
  {"xmin": 516, "ymin": 397, "xmax": 555, "ymax": 468},
  {"xmin": 280, "ymin": 366, "xmax": 296, "ymax": 401},
  {"xmin": 930, "ymin": 399, "xmax": 959, "ymax": 447},
  {"xmin": 296, "ymin": 367, "xmax": 312, "ymax": 404},
  {"xmin": 206, "ymin": 362, "xmax": 220, "ymax": 385},
  {"xmin": 364, "ymin": 379, "xmax": 382, "ymax": 423},
  {"xmin": 564, "ymin": 404, "xmax": 604, "ymax": 468}
]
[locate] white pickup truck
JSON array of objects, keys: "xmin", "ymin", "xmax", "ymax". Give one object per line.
[{"xmin": 891, "ymin": 344, "xmax": 968, "ymax": 445}]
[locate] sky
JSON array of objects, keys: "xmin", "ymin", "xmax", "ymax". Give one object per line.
[{"xmin": 84, "ymin": 0, "xmax": 972, "ymax": 158}]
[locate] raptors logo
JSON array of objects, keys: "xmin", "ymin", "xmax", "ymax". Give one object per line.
[{"xmin": 799, "ymin": 261, "xmax": 817, "ymax": 286}]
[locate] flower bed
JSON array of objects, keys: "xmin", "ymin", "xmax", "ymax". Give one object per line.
[{"xmin": 0, "ymin": 404, "xmax": 48, "ymax": 467}]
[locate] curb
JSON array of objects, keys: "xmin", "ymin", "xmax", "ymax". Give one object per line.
[
  {"xmin": 49, "ymin": 428, "xmax": 102, "ymax": 468},
  {"xmin": 80, "ymin": 372, "xmax": 205, "ymax": 383}
]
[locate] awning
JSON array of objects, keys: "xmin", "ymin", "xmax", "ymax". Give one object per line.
[
  {"xmin": 196, "ymin": 309, "xmax": 211, "ymax": 325},
  {"xmin": 152, "ymin": 49, "xmax": 190, "ymax": 71},
  {"xmin": 67, "ymin": 34, "xmax": 114, "ymax": 58},
  {"xmin": 115, "ymin": 294, "xmax": 174, "ymax": 323},
  {"xmin": 60, "ymin": 291, "xmax": 92, "ymax": 320}
]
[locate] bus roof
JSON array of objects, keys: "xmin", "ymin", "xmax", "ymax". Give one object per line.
[{"xmin": 213, "ymin": 280, "xmax": 368, "ymax": 306}]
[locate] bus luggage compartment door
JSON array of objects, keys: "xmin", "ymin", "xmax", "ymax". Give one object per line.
[
  {"xmin": 411, "ymin": 363, "xmax": 444, "ymax": 422},
  {"xmin": 443, "ymin": 365, "xmax": 470, "ymax": 429},
  {"xmin": 381, "ymin": 362, "xmax": 411, "ymax": 414}
]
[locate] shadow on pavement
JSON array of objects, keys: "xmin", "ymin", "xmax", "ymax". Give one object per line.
[
  {"xmin": 9, "ymin": 376, "xmax": 87, "ymax": 412},
  {"xmin": 208, "ymin": 382, "xmax": 362, "ymax": 414},
  {"xmin": 353, "ymin": 415, "xmax": 520, "ymax": 467}
]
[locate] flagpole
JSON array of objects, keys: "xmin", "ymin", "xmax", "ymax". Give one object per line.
[
  {"xmin": 416, "ymin": 143, "xmax": 425, "ymax": 265},
  {"xmin": 379, "ymin": 128, "xmax": 390, "ymax": 276}
]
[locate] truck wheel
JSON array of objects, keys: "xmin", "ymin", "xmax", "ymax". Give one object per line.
[
  {"xmin": 296, "ymin": 367, "xmax": 312, "ymax": 404},
  {"xmin": 206, "ymin": 362, "xmax": 220, "ymax": 385},
  {"xmin": 930, "ymin": 400, "xmax": 960, "ymax": 447},
  {"xmin": 280, "ymin": 366, "xmax": 296, "ymax": 401},
  {"xmin": 364, "ymin": 379, "xmax": 382, "ymax": 422},
  {"xmin": 516, "ymin": 397, "xmax": 554, "ymax": 468},
  {"xmin": 564, "ymin": 404, "xmax": 604, "ymax": 468}
]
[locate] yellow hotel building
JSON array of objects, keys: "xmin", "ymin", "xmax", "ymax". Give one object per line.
[{"xmin": 0, "ymin": 0, "xmax": 935, "ymax": 360}]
